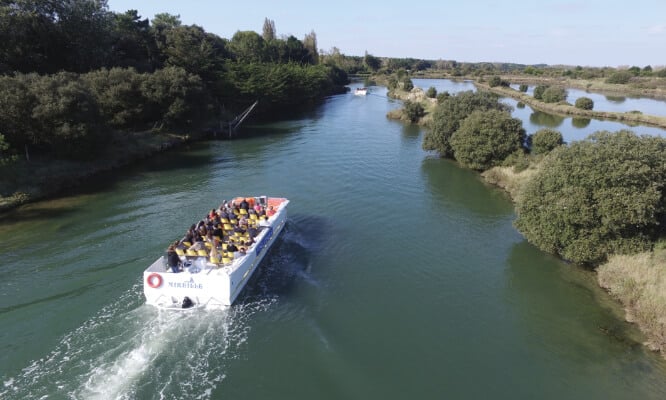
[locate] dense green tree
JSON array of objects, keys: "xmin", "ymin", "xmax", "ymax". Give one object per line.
[
  {"xmin": 488, "ymin": 76, "xmax": 502, "ymax": 87},
  {"xmin": 436, "ymin": 91, "xmax": 450, "ymax": 103},
  {"xmin": 533, "ymin": 85, "xmax": 549, "ymax": 100},
  {"xmin": 0, "ymin": 133, "xmax": 17, "ymax": 165},
  {"xmin": 140, "ymin": 66, "xmax": 204, "ymax": 127},
  {"xmin": 163, "ymin": 25, "xmax": 224, "ymax": 82},
  {"xmin": 56, "ymin": 0, "xmax": 114, "ymax": 72},
  {"xmin": 108, "ymin": 10, "xmax": 155, "ymax": 72},
  {"xmin": 0, "ymin": 75, "xmax": 35, "ymax": 150},
  {"xmin": 403, "ymin": 100, "xmax": 425, "ymax": 122},
  {"xmin": 627, "ymin": 66, "xmax": 641, "ymax": 76},
  {"xmin": 515, "ymin": 130, "xmax": 666, "ymax": 265},
  {"xmin": 82, "ymin": 68, "xmax": 145, "ymax": 128},
  {"xmin": 28, "ymin": 72, "xmax": 106, "ymax": 158},
  {"xmin": 541, "ymin": 86, "xmax": 567, "ymax": 103},
  {"xmin": 402, "ymin": 77, "xmax": 414, "ymax": 91},
  {"xmin": 575, "ymin": 97, "xmax": 594, "ymax": 110},
  {"xmin": 364, "ymin": 52, "xmax": 381, "ymax": 71},
  {"xmin": 228, "ymin": 30, "xmax": 265, "ymax": 63},
  {"xmin": 529, "ymin": 128, "xmax": 563, "ymax": 154},
  {"xmin": 450, "ymin": 109, "xmax": 526, "ymax": 170},
  {"xmin": 0, "ymin": 1, "xmax": 62, "ymax": 73},
  {"xmin": 426, "ymin": 86, "xmax": 437, "ymax": 98},
  {"xmin": 518, "ymin": 84, "xmax": 528, "ymax": 92},
  {"xmin": 423, "ymin": 90, "xmax": 508, "ymax": 158}
]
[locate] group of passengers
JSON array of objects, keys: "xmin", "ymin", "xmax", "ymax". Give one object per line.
[{"xmin": 166, "ymin": 198, "xmax": 277, "ymax": 272}]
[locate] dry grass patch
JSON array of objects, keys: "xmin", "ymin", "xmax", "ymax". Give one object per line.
[
  {"xmin": 598, "ymin": 248, "xmax": 666, "ymax": 354},
  {"xmin": 481, "ymin": 164, "xmax": 540, "ymax": 202}
]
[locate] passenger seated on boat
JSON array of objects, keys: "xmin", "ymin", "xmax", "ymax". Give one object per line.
[
  {"xmin": 212, "ymin": 224, "xmax": 224, "ymax": 239},
  {"xmin": 239, "ymin": 198, "xmax": 249, "ymax": 210},
  {"xmin": 238, "ymin": 215, "xmax": 249, "ymax": 228},
  {"xmin": 266, "ymin": 206, "xmax": 276, "ymax": 217},
  {"xmin": 209, "ymin": 240, "xmax": 221, "ymax": 263},
  {"xmin": 167, "ymin": 243, "xmax": 182, "ymax": 273},
  {"xmin": 226, "ymin": 242, "xmax": 238, "ymax": 253}
]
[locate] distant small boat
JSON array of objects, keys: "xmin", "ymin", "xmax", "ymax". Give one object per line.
[{"xmin": 354, "ymin": 87, "xmax": 368, "ymax": 96}]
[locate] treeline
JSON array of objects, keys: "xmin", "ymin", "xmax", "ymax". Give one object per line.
[
  {"xmin": 422, "ymin": 91, "xmax": 666, "ymax": 266},
  {"xmin": 0, "ymin": 1, "xmax": 348, "ymax": 160}
]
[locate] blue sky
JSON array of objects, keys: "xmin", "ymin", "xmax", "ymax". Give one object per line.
[{"xmin": 107, "ymin": 0, "xmax": 665, "ymax": 68}]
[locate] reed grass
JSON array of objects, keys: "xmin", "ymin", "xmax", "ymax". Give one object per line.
[{"xmin": 597, "ymin": 248, "xmax": 666, "ymax": 353}]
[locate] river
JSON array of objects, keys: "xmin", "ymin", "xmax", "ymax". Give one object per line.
[{"xmin": 2, "ymin": 81, "xmax": 666, "ymax": 399}]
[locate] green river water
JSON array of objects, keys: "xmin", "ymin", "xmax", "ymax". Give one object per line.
[{"xmin": 2, "ymin": 80, "xmax": 666, "ymax": 399}]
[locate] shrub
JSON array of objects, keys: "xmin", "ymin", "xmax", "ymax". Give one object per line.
[
  {"xmin": 533, "ymin": 85, "xmax": 549, "ymax": 100},
  {"xmin": 488, "ymin": 76, "xmax": 502, "ymax": 87},
  {"xmin": 518, "ymin": 84, "xmax": 528, "ymax": 92},
  {"xmin": 501, "ymin": 149, "xmax": 530, "ymax": 172},
  {"xmin": 515, "ymin": 130, "xmax": 666, "ymax": 265},
  {"xmin": 426, "ymin": 86, "xmax": 437, "ymax": 98},
  {"xmin": 402, "ymin": 78, "xmax": 414, "ymax": 91},
  {"xmin": 450, "ymin": 109, "xmax": 526, "ymax": 171},
  {"xmin": 403, "ymin": 100, "xmax": 425, "ymax": 122},
  {"xmin": 529, "ymin": 128, "xmax": 563, "ymax": 155},
  {"xmin": 423, "ymin": 90, "xmax": 508, "ymax": 158},
  {"xmin": 575, "ymin": 97, "xmax": 594, "ymax": 110},
  {"xmin": 605, "ymin": 71, "xmax": 633, "ymax": 84},
  {"xmin": 541, "ymin": 86, "xmax": 567, "ymax": 103},
  {"xmin": 436, "ymin": 91, "xmax": 450, "ymax": 103}
]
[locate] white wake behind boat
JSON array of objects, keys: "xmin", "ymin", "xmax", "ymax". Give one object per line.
[
  {"xmin": 354, "ymin": 87, "xmax": 368, "ymax": 96},
  {"xmin": 143, "ymin": 196, "xmax": 289, "ymax": 310}
]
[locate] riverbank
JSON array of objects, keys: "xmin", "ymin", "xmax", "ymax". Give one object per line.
[
  {"xmin": 483, "ymin": 163, "xmax": 666, "ymax": 358},
  {"xmin": 0, "ymin": 130, "xmax": 191, "ymax": 213}
]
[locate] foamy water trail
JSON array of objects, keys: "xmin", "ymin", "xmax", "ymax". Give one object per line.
[{"xmin": 1, "ymin": 282, "xmax": 276, "ymax": 400}]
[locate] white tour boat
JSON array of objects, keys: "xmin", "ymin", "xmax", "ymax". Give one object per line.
[
  {"xmin": 354, "ymin": 87, "xmax": 368, "ymax": 96},
  {"xmin": 143, "ymin": 196, "xmax": 289, "ymax": 310}
]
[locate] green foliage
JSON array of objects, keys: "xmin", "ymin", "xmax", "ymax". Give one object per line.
[
  {"xmin": 403, "ymin": 100, "xmax": 425, "ymax": 122},
  {"xmin": 402, "ymin": 77, "xmax": 414, "ymax": 91},
  {"xmin": 529, "ymin": 128, "xmax": 563, "ymax": 155},
  {"xmin": 628, "ymin": 66, "xmax": 641, "ymax": 76},
  {"xmin": 0, "ymin": 133, "xmax": 18, "ymax": 165},
  {"xmin": 533, "ymin": 85, "xmax": 549, "ymax": 100},
  {"xmin": 364, "ymin": 52, "xmax": 381, "ymax": 71},
  {"xmin": 605, "ymin": 71, "xmax": 633, "ymax": 84},
  {"xmin": 423, "ymin": 90, "xmax": 508, "ymax": 158},
  {"xmin": 82, "ymin": 67, "xmax": 145, "ymax": 128},
  {"xmin": 426, "ymin": 86, "xmax": 437, "ymax": 98},
  {"xmin": 515, "ymin": 130, "xmax": 666, "ymax": 265},
  {"xmin": 541, "ymin": 86, "xmax": 567, "ymax": 103},
  {"xmin": 502, "ymin": 149, "xmax": 530, "ymax": 172},
  {"xmin": 387, "ymin": 76, "xmax": 398, "ymax": 90},
  {"xmin": 28, "ymin": 72, "xmax": 106, "ymax": 159},
  {"xmin": 436, "ymin": 91, "xmax": 450, "ymax": 103},
  {"xmin": 519, "ymin": 84, "xmax": 528, "ymax": 92},
  {"xmin": 657, "ymin": 69, "xmax": 666, "ymax": 78},
  {"xmin": 450, "ymin": 109, "xmax": 526, "ymax": 171},
  {"xmin": 488, "ymin": 76, "xmax": 502, "ymax": 87},
  {"xmin": 575, "ymin": 97, "xmax": 594, "ymax": 110}
]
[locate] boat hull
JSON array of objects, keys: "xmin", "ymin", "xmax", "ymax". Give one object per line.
[{"xmin": 143, "ymin": 198, "xmax": 289, "ymax": 309}]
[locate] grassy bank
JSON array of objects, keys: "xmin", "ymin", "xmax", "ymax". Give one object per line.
[
  {"xmin": 598, "ymin": 247, "xmax": 666, "ymax": 353},
  {"xmin": 0, "ymin": 130, "xmax": 191, "ymax": 212},
  {"xmin": 483, "ymin": 162, "xmax": 666, "ymax": 357}
]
